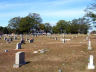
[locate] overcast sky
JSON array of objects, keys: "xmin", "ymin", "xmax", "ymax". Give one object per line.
[{"xmin": 0, "ymin": 0, "xmax": 94, "ymax": 32}]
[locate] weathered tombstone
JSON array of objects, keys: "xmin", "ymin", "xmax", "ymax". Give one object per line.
[
  {"xmin": 21, "ymin": 38, "xmax": 25, "ymax": 44},
  {"xmin": 13, "ymin": 51, "xmax": 26, "ymax": 68},
  {"xmin": 72, "ymin": 36, "xmax": 73, "ymax": 39},
  {"xmin": 58, "ymin": 69, "xmax": 62, "ymax": 72},
  {"xmin": 88, "ymin": 39, "xmax": 92, "ymax": 50},
  {"xmin": 76, "ymin": 36, "xmax": 77, "ymax": 38},
  {"xmin": 5, "ymin": 50, "xmax": 8, "ymax": 52},
  {"xmin": 16, "ymin": 43, "xmax": 21, "ymax": 49},
  {"xmin": 88, "ymin": 55, "xmax": 95, "ymax": 69},
  {"xmin": 26, "ymin": 38, "xmax": 29, "ymax": 41},
  {"xmin": 4, "ymin": 37, "xmax": 7, "ymax": 40},
  {"xmin": 40, "ymin": 51, "xmax": 46, "ymax": 53},
  {"xmin": 10, "ymin": 37, "xmax": 13, "ymax": 41},
  {"xmin": 86, "ymin": 36, "xmax": 88, "ymax": 40},
  {"xmin": 33, "ymin": 51, "xmax": 38, "ymax": 53},
  {"xmin": 55, "ymin": 37, "xmax": 57, "ymax": 40},
  {"xmin": 14, "ymin": 36, "xmax": 17, "ymax": 40},
  {"xmin": 50, "ymin": 37, "xmax": 51, "ymax": 39},
  {"xmin": 62, "ymin": 39, "xmax": 65, "ymax": 43},
  {"xmin": 84, "ymin": 39, "xmax": 85, "ymax": 41},
  {"xmin": 35, "ymin": 34, "xmax": 37, "ymax": 37},
  {"xmin": 29, "ymin": 38, "xmax": 33, "ymax": 43}
]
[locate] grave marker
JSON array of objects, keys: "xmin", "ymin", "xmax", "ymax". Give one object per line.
[
  {"xmin": 13, "ymin": 51, "xmax": 26, "ymax": 68},
  {"xmin": 88, "ymin": 55, "xmax": 95, "ymax": 69},
  {"xmin": 16, "ymin": 43, "xmax": 21, "ymax": 49},
  {"xmin": 88, "ymin": 39, "xmax": 92, "ymax": 50}
]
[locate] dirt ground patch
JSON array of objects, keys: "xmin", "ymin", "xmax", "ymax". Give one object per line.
[{"xmin": 0, "ymin": 34, "xmax": 96, "ymax": 72}]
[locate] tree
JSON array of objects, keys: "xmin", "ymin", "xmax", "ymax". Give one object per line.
[
  {"xmin": 44, "ymin": 23, "xmax": 52, "ymax": 34},
  {"xmin": 52, "ymin": 26, "xmax": 59, "ymax": 33},
  {"xmin": 84, "ymin": 0, "xmax": 96, "ymax": 27},
  {"xmin": 2, "ymin": 27, "xmax": 8, "ymax": 34},
  {"xmin": 38, "ymin": 23, "xmax": 45, "ymax": 30},
  {"xmin": 7, "ymin": 16, "xmax": 21, "ymax": 34},
  {"xmin": 0, "ymin": 26, "xmax": 3, "ymax": 31},
  {"xmin": 56, "ymin": 20, "xmax": 70, "ymax": 33},
  {"xmin": 28, "ymin": 13, "xmax": 42, "ymax": 32},
  {"xmin": 19, "ymin": 17, "xmax": 32, "ymax": 34}
]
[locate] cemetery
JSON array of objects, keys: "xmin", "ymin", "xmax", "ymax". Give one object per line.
[{"xmin": 0, "ymin": 34, "xmax": 96, "ymax": 72}]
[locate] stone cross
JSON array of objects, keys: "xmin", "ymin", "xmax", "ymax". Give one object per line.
[
  {"xmin": 88, "ymin": 55, "xmax": 95, "ymax": 69},
  {"xmin": 13, "ymin": 51, "xmax": 26, "ymax": 68}
]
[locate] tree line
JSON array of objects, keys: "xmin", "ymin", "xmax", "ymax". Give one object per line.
[{"xmin": 1, "ymin": 0, "xmax": 96, "ymax": 35}]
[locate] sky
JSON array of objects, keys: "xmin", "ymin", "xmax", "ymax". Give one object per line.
[{"xmin": 0, "ymin": 0, "xmax": 95, "ymax": 32}]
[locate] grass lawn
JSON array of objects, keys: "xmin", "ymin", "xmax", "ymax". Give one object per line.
[{"xmin": 0, "ymin": 34, "xmax": 96, "ymax": 72}]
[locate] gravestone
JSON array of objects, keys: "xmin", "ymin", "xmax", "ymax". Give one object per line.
[
  {"xmin": 13, "ymin": 51, "xmax": 26, "ymax": 68},
  {"xmin": 26, "ymin": 38, "xmax": 29, "ymax": 41},
  {"xmin": 5, "ymin": 50, "xmax": 8, "ymax": 52},
  {"xmin": 50, "ymin": 37, "xmax": 51, "ymax": 39},
  {"xmin": 88, "ymin": 55, "xmax": 95, "ymax": 69},
  {"xmin": 4, "ymin": 37, "xmax": 7, "ymax": 40},
  {"xmin": 58, "ymin": 69, "xmax": 62, "ymax": 72},
  {"xmin": 29, "ymin": 38, "xmax": 34, "ymax": 43},
  {"xmin": 62, "ymin": 39, "xmax": 65, "ymax": 43},
  {"xmin": 14, "ymin": 36, "xmax": 17, "ymax": 40},
  {"xmin": 55, "ymin": 37, "xmax": 57, "ymax": 40},
  {"xmin": 88, "ymin": 39, "xmax": 92, "ymax": 50},
  {"xmin": 33, "ymin": 51, "xmax": 38, "ymax": 53},
  {"xmin": 72, "ymin": 36, "xmax": 73, "ymax": 39},
  {"xmin": 16, "ymin": 43, "xmax": 21, "ymax": 49},
  {"xmin": 10, "ymin": 37, "xmax": 13, "ymax": 41},
  {"xmin": 21, "ymin": 38, "xmax": 25, "ymax": 44},
  {"xmin": 86, "ymin": 36, "xmax": 88, "ymax": 40}
]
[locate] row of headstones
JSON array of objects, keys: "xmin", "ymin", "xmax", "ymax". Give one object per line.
[{"xmin": 12, "ymin": 52, "xmax": 95, "ymax": 69}]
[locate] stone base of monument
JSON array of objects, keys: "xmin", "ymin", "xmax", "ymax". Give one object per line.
[
  {"xmin": 13, "ymin": 61, "xmax": 27, "ymax": 68},
  {"xmin": 88, "ymin": 63, "xmax": 95, "ymax": 69},
  {"xmin": 88, "ymin": 46, "xmax": 92, "ymax": 50}
]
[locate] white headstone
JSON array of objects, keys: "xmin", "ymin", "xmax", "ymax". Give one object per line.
[
  {"xmin": 13, "ymin": 51, "xmax": 26, "ymax": 68},
  {"xmin": 62, "ymin": 39, "xmax": 65, "ymax": 43},
  {"xmin": 5, "ymin": 50, "xmax": 8, "ymax": 52},
  {"xmin": 88, "ymin": 39, "xmax": 92, "ymax": 50},
  {"xmin": 16, "ymin": 43, "xmax": 21, "ymax": 49},
  {"xmin": 88, "ymin": 55, "xmax": 95, "ymax": 69}
]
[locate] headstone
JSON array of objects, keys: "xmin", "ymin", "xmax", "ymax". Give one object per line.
[
  {"xmin": 29, "ymin": 38, "xmax": 33, "ymax": 43},
  {"xmin": 4, "ymin": 37, "xmax": 7, "ymax": 40},
  {"xmin": 50, "ymin": 37, "xmax": 51, "ymax": 39},
  {"xmin": 14, "ymin": 36, "xmax": 17, "ymax": 40},
  {"xmin": 16, "ymin": 43, "xmax": 21, "ymax": 49},
  {"xmin": 5, "ymin": 50, "xmax": 8, "ymax": 52},
  {"xmin": 88, "ymin": 55, "xmax": 95, "ymax": 69},
  {"xmin": 58, "ymin": 69, "xmax": 62, "ymax": 72},
  {"xmin": 35, "ymin": 35, "xmax": 37, "ymax": 37},
  {"xmin": 10, "ymin": 37, "xmax": 13, "ymax": 41},
  {"xmin": 72, "ymin": 36, "xmax": 73, "ymax": 39},
  {"xmin": 26, "ymin": 38, "xmax": 29, "ymax": 41},
  {"xmin": 88, "ymin": 39, "xmax": 92, "ymax": 50},
  {"xmin": 13, "ymin": 51, "xmax": 26, "ymax": 68},
  {"xmin": 62, "ymin": 39, "xmax": 65, "ymax": 43},
  {"xmin": 55, "ymin": 37, "xmax": 57, "ymax": 40},
  {"xmin": 86, "ymin": 36, "xmax": 88, "ymax": 40},
  {"xmin": 33, "ymin": 51, "xmax": 38, "ymax": 53},
  {"xmin": 21, "ymin": 38, "xmax": 25, "ymax": 44},
  {"xmin": 40, "ymin": 51, "xmax": 46, "ymax": 53}
]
